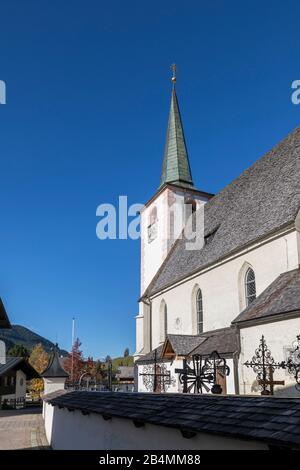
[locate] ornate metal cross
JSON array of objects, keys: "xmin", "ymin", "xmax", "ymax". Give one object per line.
[
  {"xmin": 175, "ymin": 351, "xmax": 230, "ymax": 394},
  {"xmin": 139, "ymin": 349, "xmax": 173, "ymax": 393},
  {"xmin": 281, "ymin": 334, "xmax": 300, "ymax": 391},
  {"xmin": 244, "ymin": 335, "xmax": 285, "ymax": 395}
]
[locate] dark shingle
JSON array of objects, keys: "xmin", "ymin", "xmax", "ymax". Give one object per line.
[
  {"xmin": 190, "ymin": 328, "xmax": 238, "ymax": 356},
  {"xmin": 135, "ymin": 345, "xmax": 164, "ymax": 364},
  {"xmin": 137, "ymin": 328, "xmax": 238, "ymax": 363},
  {"xmin": 166, "ymin": 334, "xmax": 205, "ymax": 356}
]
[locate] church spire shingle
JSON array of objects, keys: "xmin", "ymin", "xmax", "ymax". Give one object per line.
[{"xmin": 160, "ymin": 66, "xmax": 194, "ymax": 189}]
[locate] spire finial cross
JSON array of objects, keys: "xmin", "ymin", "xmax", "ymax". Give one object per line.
[{"xmin": 171, "ymin": 63, "xmax": 176, "ymax": 84}]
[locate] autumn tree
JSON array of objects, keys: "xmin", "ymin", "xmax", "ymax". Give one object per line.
[
  {"xmin": 28, "ymin": 343, "xmax": 49, "ymax": 399},
  {"xmin": 63, "ymin": 338, "xmax": 85, "ymax": 383},
  {"xmin": 29, "ymin": 343, "xmax": 49, "ymax": 373}
]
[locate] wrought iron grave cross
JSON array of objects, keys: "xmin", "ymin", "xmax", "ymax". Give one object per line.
[
  {"xmin": 139, "ymin": 349, "xmax": 172, "ymax": 393},
  {"xmin": 244, "ymin": 335, "xmax": 285, "ymax": 395},
  {"xmin": 175, "ymin": 351, "xmax": 230, "ymax": 394},
  {"xmin": 281, "ymin": 334, "xmax": 300, "ymax": 391}
]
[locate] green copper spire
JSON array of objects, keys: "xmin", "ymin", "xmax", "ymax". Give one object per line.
[{"xmin": 160, "ymin": 69, "xmax": 194, "ymax": 189}]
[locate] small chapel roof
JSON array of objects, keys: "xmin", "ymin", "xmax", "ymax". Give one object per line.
[
  {"xmin": 161, "ymin": 334, "xmax": 206, "ymax": 357},
  {"xmin": 145, "ymin": 126, "xmax": 300, "ymax": 297},
  {"xmin": 0, "ymin": 298, "xmax": 11, "ymax": 329},
  {"xmin": 135, "ymin": 344, "xmax": 164, "ymax": 365},
  {"xmin": 189, "ymin": 327, "xmax": 238, "ymax": 357},
  {"xmin": 44, "ymin": 391, "xmax": 300, "ymax": 448},
  {"xmin": 41, "ymin": 345, "xmax": 69, "ymax": 378},
  {"xmin": 232, "ymin": 268, "xmax": 300, "ymax": 325},
  {"xmin": 136, "ymin": 327, "xmax": 238, "ymax": 364}
]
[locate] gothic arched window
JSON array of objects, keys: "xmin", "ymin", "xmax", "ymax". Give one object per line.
[
  {"xmin": 159, "ymin": 301, "xmax": 168, "ymax": 343},
  {"xmin": 196, "ymin": 289, "xmax": 203, "ymax": 334},
  {"xmin": 245, "ymin": 268, "xmax": 256, "ymax": 306}
]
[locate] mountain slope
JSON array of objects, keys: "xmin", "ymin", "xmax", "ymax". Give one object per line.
[{"xmin": 0, "ymin": 325, "xmax": 68, "ymax": 356}]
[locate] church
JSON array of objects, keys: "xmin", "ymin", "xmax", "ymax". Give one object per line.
[
  {"xmin": 42, "ymin": 72, "xmax": 300, "ymax": 450},
  {"xmin": 134, "ymin": 70, "xmax": 300, "ymax": 397}
]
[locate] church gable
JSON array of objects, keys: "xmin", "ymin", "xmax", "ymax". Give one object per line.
[
  {"xmin": 146, "ymin": 126, "xmax": 300, "ymax": 296},
  {"xmin": 161, "ymin": 334, "xmax": 205, "ymax": 360}
]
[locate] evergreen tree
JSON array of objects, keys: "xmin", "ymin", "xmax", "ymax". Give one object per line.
[{"xmin": 8, "ymin": 344, "xmax": 29, "ymax": 358}]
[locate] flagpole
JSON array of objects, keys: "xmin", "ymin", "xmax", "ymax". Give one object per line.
[{"xmin": 71, "ymin": 317, "xmax": 75, "ymax": 384}]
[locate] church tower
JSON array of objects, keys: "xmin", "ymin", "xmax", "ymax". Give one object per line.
[{"xmin": 136, "ymin": 67, "xmax": 213, "ymax": 357}]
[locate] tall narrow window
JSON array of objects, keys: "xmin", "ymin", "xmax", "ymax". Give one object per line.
[
  {"xmin": 160, "ymin": 300, "xmax": 168, "ymax": 343},
  {"xmin": 196, "ymin": 289, "xmax": 203, "ymax": 334},
  {"xmin": 245, "ymin": 268, "xmax": 256, "ymax": 306},
  {"xmin": 164, "ymin": 304, "xmax": 168, "ymax": 339}
]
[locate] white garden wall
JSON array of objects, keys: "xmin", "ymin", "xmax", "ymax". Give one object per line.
[{"xmin": 43, "ymin": 402, "xmax": 267, "ymax": 450}]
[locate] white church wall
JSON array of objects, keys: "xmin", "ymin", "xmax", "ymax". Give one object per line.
[
  {"xmin": 140, "ymin": 189, "xmax": 169, "ymax": 295},
  {"xmin": 239, "ymin": 316, "xmax": 300, "ymax": 396},
  {"xmin": 135, "ymin": 311, "xmax": 144, "ymax": 356},
  {"xmin": 137, "ymin": 357, "xmax": 236, "ymax": 394},
  {"xmin": 149, "ymin": 230, "xmax": 298, "ymax": 350},
  {"xmin": 224, "ymin": 358, "xmax": 235, "ymax": 394},
  {"xmin": 140, "ymin": 187, "xmax": 208, "ymax": 296},
  {"xmin": 43, "ymin": 401, "xmax": 267, "ymax": 450},
  {"xmin": 137, "ymin": 359, "xmax": 181, "ymax": 393}
]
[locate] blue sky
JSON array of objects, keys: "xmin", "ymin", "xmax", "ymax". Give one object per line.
[{"xmin": 0, "ymin": 0, "xmax": 300, "ymax": 358}]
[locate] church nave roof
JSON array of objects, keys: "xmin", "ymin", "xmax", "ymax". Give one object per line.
[{"xmin": 146, "ymin": 125, "xmax": 300, "ymax": 296}]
